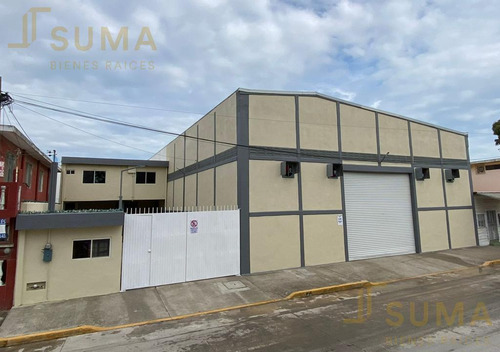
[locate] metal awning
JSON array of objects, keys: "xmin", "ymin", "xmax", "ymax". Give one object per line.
[{"xmin": 475, "ymin": 192, "xmax": 500, "ymax": 200}]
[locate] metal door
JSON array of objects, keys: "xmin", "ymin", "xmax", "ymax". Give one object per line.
[
  {"xmin": 344, "ymin": 172, "xmax": 416, "ymax": 260},
  {"xmin": 486, "ymin": 211, "xmax": 499, "ymax": 240}
]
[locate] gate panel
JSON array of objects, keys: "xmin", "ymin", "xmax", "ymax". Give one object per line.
[
  {"xmin": 186, "ymin": 210, "xmax": 240, "ymax": 281},
  {"xmin": 150, "ymin": 212, "xmax": 187, "ymax": 286},
  {"xmin": 121, "ymin": 214, "xmax": 152, "ymax": 290}
]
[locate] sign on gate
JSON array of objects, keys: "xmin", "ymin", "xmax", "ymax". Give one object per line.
[{"xmin": 190, "ymin": 219, "xmax": 198, "ymax": 234}]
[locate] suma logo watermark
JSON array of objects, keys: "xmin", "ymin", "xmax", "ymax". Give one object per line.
[
  {"xmin": 343, "ymin": 286, "xmax": 492, "ymax": 327},
  {"xmin": 8, "ymin": 7, "xmax": 156, "ymax": 70},
  {"xmin": 343, "ymin": 286, "xmax": 492, "ymax": 346}
]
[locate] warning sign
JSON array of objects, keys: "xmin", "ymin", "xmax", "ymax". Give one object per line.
[
  {"xmin": 0, "ymin": 219, "xmax": 7, "ymax": 240},
  {"xmin": 190, "ymin": 219, "xmax": 198, "ymax": 234},
  {"xmin": 337, "ymin": 215, "xmax": 343, "ymax": 226}
]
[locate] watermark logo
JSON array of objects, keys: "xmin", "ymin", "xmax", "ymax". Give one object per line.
[
  {"xmin": 8, "ymin": 7, "xmax": 156, "ymax": 70},
  {"xmin": 343, "ymin": 286, "xmax": 492, "ymax": 327},
  {"xmin": 8, "ymin": 7, "xmax": 50, "ymax": 48}
]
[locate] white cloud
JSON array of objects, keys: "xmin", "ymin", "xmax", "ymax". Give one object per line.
[{"xmin": 1, "ymin": 0, "xmax": 500, "ymax": 160}]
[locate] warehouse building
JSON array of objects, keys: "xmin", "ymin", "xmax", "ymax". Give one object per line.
[{"xmin": 157, "ymin": 89, "xmax": 477, "ymax": 275}]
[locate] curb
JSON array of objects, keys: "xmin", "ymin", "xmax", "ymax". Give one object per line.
[{"xmin": 1, "ymin": 260, "xmax": 499, "ymax": 347}]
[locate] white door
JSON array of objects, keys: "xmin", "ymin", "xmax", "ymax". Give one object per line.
[
  {"xmin": 122, "ymin": 214, "xmax": 152, "ymax": 290},
  {"xmin": 344, "ymin": 172, "xmax": 416, "ymax": 260}
]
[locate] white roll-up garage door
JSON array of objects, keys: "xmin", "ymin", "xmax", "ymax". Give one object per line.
[{"xmin": 344, "ymin": 172, "xmax": 416, "ymax": 260}]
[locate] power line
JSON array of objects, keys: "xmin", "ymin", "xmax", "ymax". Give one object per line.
[
  {"xmin": 11, "ymin": 91, "xmax": 207, "ymax": 116},
  {"xmin": 7, "ymin": 105, "xmax": 34, "ymax": 144},
  {"xmin": 13, "ymin": 99, "xmax": 327, "ymax": 160},
  {"xmin": 15, "ymin": 103, "xmax": 157, "ymax": 156}
]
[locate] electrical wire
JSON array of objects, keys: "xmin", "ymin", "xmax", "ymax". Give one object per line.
[
  {"xmin": 15, "ymin": 103, "xmax": 157, "ymax": 156},
  {"xmin": 13, "ymin": 99, "xmax": 331, "ymax": 160},
  {"xmin": 12, "ymin": 91, "xmax": 207, "ymax": 115}
]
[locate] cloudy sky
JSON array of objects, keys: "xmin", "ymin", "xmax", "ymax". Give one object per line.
[{"xmin": 1, "ymin": 0, "xmax": 499, "ymax": 162}]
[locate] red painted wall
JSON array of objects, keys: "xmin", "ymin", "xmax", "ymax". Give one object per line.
[{"xmin": 0, "ymin": 135, "xmax": 51, "ymax": 309}]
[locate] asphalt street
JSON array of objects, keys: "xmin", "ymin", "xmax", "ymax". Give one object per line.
[{"xmin": 5, "ymin": 264, "xmax": 500, "ymax": 351}]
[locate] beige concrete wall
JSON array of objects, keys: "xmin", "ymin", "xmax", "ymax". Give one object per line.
[
  {"xmin": 215, "ymin": 162, "xmax": 237, "ymax": 206},
  {"xmin": 249, "ymin": 95, "xmax": 296, "ymax": 149},
  {"xmin": 185, "ymin": 125, "xmax": 198, "ymax": 168},
  {"xmin": 198, "ymin": 169, "xmax": 214, "ymax": 206},
  {"xmin": 173, "ymin": 178, "xmax": 184, "ymax": 207},
  {"xmin": 21, "ymin": 202, "xmax": 49, "ymax": 212},
  {"xmin": 198, "ymin": 114, "xmax": 215, "ymax": 162},
  {"xmin": 301, "ymin": 162, "xmax": 342, "ymax": 211},
  {"xmin": 445, "ymin": 169, "xmax": 472, "ymax": 207},
  {"xmin": 303, "ymin": 214, "xmax": 345, "ymax": 266},
  {"xmin": 184, "ymin": 174, "xmax": 197, "ymax": 207},
  {"xmin": 166, "ymin": 181, "xmax": 174, "ymax": 207},
  {"xmin": 410, "ymin": 123, "xmax": 440, "ymax": 157},
  {"xmin": 418, "ymin": 210, "xmax": 449, "ymax": 252},
  {"xmin": 61, "ymin": 165, "xmax": 167, "ymax": 202},
  {"xmin": 215, "ymin": 93, "xmax": 237, "ymax": 154},
  {"xmin": 379, "ymin": 114, "xmax": 410, "ymax": 156},
  {"xmin": 441, "ymin": 131, "xmax": 467, "ymax": 160},
  {"xmin": 415, "ymin": 168, "xmax": 445, "ymax": 208},
  {"xmin": 250, "ymin": 215, "xmax": 300, "ymax": 272},
  {"xmin": 449, "ymin": 209, "xmax": 477, "ymax": 248},
  {"xmin": 166, "ymin": 143, "xmax": 175, "ymax": 174},
  {"xmin": 249, "ymin": 160, "xmax": 298, "ymax": 212},
  {"xmin": 340, "ymin": 104, "xmax": 377, "ymax": 154},
  {"xmin": 15, "ymin": 226, "xmax": 122, "ymax": 306},
  {"xmin": 170, "ymin": 136, "xmax": 185, "ymax": 173},
  {"xmin": 150, "ymin": 146, "xmax": 167, "ymax": 161},
  {"xmin": 299, "ymin": 97, "xmax": 338, "ymax": 151}
]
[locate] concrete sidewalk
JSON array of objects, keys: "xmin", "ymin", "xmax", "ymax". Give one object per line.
[{"xmin": 1, "ymin": 246, "xmax": 499, "ymax": 338}]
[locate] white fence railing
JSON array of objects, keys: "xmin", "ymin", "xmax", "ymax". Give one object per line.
[{"xmin": 125, "ymin": 205, "xmax": 238, "ymax": 214}]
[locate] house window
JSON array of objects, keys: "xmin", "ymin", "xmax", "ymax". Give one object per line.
[
  {"xmin": 477, "ymin": 214, "xmax": 486, "ymax": 228},
  {"xmin": 5, "ymin": 152, "xmax": 16, "ymax": 182},
  {"xmin": 486, "ymin": 164, "xmax": 500, "ymax": 171},
  {"xmin": 38, "ymin": 171, "xmax": 44, "ymax": 192},
  {"xmin": 83, "ymin": 170, "xmax": 106, "ymax": 184},
  {"xmin": 66, "ymin": 169, "xmax": 75, "ymax": 175},
  {"xmin": 25, "ymin": 162, "xmax": 33, "ymax": 187},
  {"xmin": 72, "ymin": 239, "xmax": 110, "ymax": 259},
  {"xmin": 136, "ymin": 171, "xmax": 156, "ymax": 184}
]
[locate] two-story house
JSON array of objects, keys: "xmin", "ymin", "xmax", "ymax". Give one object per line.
[
  {"xmin": 60, "ymin": 157, "xmax": 168, "ymax": 212},
  {"xmin": 471, "ymin": 158, "xmax": 500, "ymax": 245}
]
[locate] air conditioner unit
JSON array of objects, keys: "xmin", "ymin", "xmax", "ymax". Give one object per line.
[
  {"xmin": 326, "ymin": 164, "xmax": 343, "ymax": 179},
  {"xmin": 415, "ymin": 167, "xmax": 430, "ymax": 181},
  {"xmin": 281, "ymin": 161, "xmax": 299, "ymax": 178}
]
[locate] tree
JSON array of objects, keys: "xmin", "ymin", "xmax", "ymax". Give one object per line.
[{"xmin": 493, "ymin": 120, "xmax": 500, "ymax": 145}]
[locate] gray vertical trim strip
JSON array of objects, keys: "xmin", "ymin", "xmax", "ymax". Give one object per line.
[
  {"xmin": 408, "ymin": 122, "xmax": 414, "ymax": 165},
  {"xmin": 438, "ymin": 130, "xmax": 452, "ymax": 249},
  {"xmin": 409, "ymin": 173, "xmax": 421, "ymax": 253},
  {"xmin": 196, "ymin": 125, "xmax": 199, "ymax": 207},
  {"xmin": 337, "ymin": 102, "xmax": 349, "ymax": 262},
  {"xmin": 408, "ymin": 121, "xmax": 421, "ymax": 253},
  {"xmin": 375, "ymin": 112, "xmax": 381, "ymax": 166},
  {"xmin": 466, "ymin": 135, "xmax": 479, "ymax": 245},
  {"xmin": 295, "ymin": 96, "xmax": 305, "ymax": 267},
  {"xmin": 237, "ymin": 93, "xmax": 250, "ymax": 274},
  {"xmin": 182, "ymin": 133, "xmax": 186, "ymax": 211},
  {"xmin": 214, "ymin": 112, "xmax": 217, "ymax": 206},
  {"xmin": 172, "ymin": 144, "xmax": 176, "ymax": 207}
]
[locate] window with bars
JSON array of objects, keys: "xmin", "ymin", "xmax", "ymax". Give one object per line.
[{"xmin": 477, "ymin": 214, "xmax": 486, "ymax": 228}]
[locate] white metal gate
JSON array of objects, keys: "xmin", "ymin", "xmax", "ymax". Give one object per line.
[
  {"xmin": 121, "ymin": 210, "xmax": 240, "ymax": 290},
  {"xmin": 344, "ymin": 172, "xmax": 416, "ymax": 260}
]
